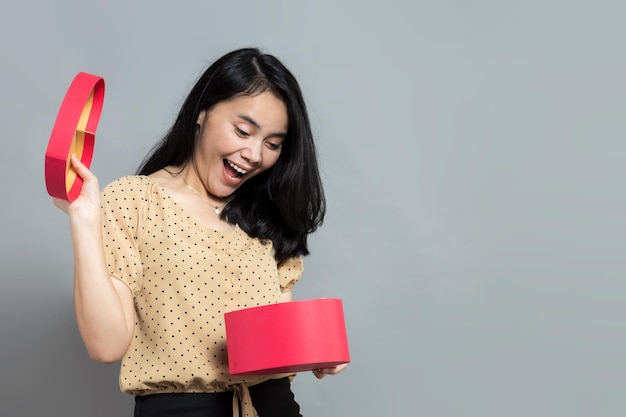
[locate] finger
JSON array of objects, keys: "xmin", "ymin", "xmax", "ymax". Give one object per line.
[
  {"xmin": 327, "ymin": 363, "xmax": 348, "ymax": 375},
  {"xmin": 69, "ymin": 154, "xmax": 95, "ymax": 181},
  {"xmin": 52, "ymin": 197, "xmax": 69, "ymax": 213},
  {"xmin": 314, "ymin": 363, "xmax": 348, "ymax": 378},
  {"xmin": 70, "ymin": 155, "xmax": 101, "ymax": 200}
]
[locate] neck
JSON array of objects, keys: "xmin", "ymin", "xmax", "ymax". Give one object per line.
[{"xmin": 180, "ymin": 165, "xmax": 229, "ymax": 209}]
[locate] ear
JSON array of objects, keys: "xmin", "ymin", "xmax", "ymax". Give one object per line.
[{"xmin": 196, "ymin": 110, "xmax": 207, "ymax": 127}]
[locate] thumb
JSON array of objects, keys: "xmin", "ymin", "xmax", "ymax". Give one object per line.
[{"xmin": 70, "ymin": 154, "xmax": 94, "ymax": 181}]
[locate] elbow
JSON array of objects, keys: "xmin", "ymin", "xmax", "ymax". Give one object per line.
[
  {"xmin": 88, "ymin": 350, "xmax": 123, "ymax": 364},
  {"xmin": 90, "ymin": 353, "xmax": 122, "ymax": 364},
  {"xmin": 85, "ymin": 345, "xmax": 127, "ymax": 364},
  {"xmin": 79, "ymin": 328, "xmax": 132, "ymax": 364}
]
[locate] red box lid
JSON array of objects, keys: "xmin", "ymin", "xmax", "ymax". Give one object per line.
[{"xmin": 45, "ymin": 72, "xmax": 105, "ymax": 201}]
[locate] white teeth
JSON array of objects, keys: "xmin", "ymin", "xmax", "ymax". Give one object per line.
[{"xmin": 227, "ymin": 160, "xmax": 248, "ymax": 174}]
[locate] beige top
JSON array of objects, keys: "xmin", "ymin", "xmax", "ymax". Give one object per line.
[{"xmin": 101, "ymin": 176, "xmax": 302, "ymax": 400}]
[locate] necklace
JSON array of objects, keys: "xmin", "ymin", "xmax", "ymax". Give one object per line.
[{"xmin": 182, "ymin": 177, "xmax": 225, "ymax": 215}]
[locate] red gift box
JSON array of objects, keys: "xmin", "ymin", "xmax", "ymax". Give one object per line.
[{"xmin": 224, "ymin": 298, "xmax": 350, "ymax": 375}]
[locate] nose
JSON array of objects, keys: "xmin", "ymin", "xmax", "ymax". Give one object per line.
[{"xmin": 240, "ymin": 140, "xmax": 262, "ymax": 164}]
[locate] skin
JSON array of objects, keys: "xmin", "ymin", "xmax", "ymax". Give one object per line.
[
  {"xmin": 54, "ymin": 155, "xmax": 135, "ymax": 363},
  {"xmin": 150, "ymin": 92, "xmax": 289, "ymax": 233},
  {"xmin": 54, "ymin": 91, "xmax": 346, "ymax": 379},
  {"xmin": 191, "ymin": 92, "xmax": 288, "ymax": 199}
]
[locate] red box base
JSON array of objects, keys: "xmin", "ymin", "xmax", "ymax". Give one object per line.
[{"xmin": 224, "ymin": 298, "xmax": 350, "ymax": 375}]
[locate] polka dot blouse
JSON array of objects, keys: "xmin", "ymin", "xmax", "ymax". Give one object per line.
[{"xmin": 101, "ymin": 176, "xmax": 303, "ymax": 395}]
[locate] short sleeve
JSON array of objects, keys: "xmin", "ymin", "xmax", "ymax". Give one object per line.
[
  {"xmin": 278, "ymin": 256, "xmax": 303, "ymax": 292},
  {"xmin": 101, "ymin": 177, "xmax": 146, "ymax": 295}
]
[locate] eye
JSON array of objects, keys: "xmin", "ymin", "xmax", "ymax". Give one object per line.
[
  {"xmin": 235, "ymin": 127, "xmax": 250, "ymax": 137},
  {"xmin": 266, "ymin": 141, "xmax": 283, "ymax": 151}
]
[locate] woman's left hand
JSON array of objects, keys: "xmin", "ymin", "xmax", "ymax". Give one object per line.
[{"xmin": 312, "ymin": 363, "xmax": 348, "ymax": 379}]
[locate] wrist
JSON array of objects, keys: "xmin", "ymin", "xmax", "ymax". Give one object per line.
[{"xmin": 69, "ymin": 212, "xmax": 102, "ymax": 238}]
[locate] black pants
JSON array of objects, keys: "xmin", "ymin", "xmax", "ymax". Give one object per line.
[{"xmin": 134, "ymin": 377, "xmax": 302, "ymax": 417}]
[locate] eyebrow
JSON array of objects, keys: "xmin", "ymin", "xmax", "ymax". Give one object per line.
[{"xmin": 237, "ymin": 114, "xmax": 287, "ymax": 139}]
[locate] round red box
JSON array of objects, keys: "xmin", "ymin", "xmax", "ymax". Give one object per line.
[{"xmin": 224, "ymin": 298, "xmax": 350, "ymax": 375}]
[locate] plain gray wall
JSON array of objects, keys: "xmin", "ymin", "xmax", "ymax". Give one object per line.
[{"xmin": 1, "ymin": 0, "xmax": 625, "ymax": 416}]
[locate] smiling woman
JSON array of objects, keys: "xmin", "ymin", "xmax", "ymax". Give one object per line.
[
  {"xmin": 52, "ymin": 47, "xmax": 345, "ymax": 417},
  {"xmin": 191, "ymin": 92, "xmax": 287, "ymax": 197}
]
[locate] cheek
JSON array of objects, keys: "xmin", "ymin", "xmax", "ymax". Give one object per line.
[{"xmin": 262, "ymin": 151, "xmax": 282, "ymax": 170}]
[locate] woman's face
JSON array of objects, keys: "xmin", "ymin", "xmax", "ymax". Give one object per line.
[{"xmin": 193, "ymin": 91, "xmax": 288, "ymax": 198}]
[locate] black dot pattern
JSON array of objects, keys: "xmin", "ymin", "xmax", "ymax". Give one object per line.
[{"xmin": 101, "ymin": 176, "xmax": 303, "ymax": 396}]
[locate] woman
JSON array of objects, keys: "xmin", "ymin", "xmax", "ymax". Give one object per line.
[{"xmin": 54, "ymin": 48, "xmax": 346, "ymax": 417}]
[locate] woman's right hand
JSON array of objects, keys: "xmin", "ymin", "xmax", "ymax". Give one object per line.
[{"xmin": 52, "ymin": 154, "xmax": 101, "ymax": 226}]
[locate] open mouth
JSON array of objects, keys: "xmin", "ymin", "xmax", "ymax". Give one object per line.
[{"xmin": 224, "ymin": 160, "xmax": 248, "ymax": 179}]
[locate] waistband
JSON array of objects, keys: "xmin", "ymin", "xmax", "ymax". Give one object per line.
[{"xmin": 134, "ymin": 382, "xmax": 256, "ymax": 417}]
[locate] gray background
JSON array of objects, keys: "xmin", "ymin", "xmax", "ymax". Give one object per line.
[{"xmin": 1, "ymin": 0, "xmax": 625, "ymax": 416}]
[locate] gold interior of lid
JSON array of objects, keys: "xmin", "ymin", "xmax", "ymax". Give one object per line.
[{"xmin": 65, "ymin": 90, "xmax": 95, "ymax": 193}]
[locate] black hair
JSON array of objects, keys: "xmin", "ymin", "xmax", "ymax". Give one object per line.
[{"xmin": 137, "ymin": 48, "xmax": 325, "ymax": 262}]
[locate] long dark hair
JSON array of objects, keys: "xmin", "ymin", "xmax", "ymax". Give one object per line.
[{"xmin": 137, "ymin": 48, "xmax": 325, "ymax": 262}]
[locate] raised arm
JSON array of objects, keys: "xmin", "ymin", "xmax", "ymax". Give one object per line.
[{"xmin": 53, "ymin": 155, "xmax": 135, "ymax": 363}]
